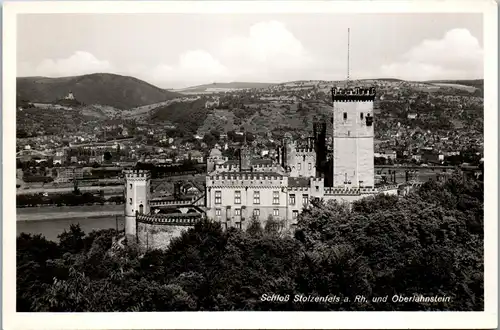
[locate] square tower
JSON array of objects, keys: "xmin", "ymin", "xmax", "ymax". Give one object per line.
[
  {"xmin": 331, "ymin": 87, "xmax": 375, "ymax": 188},
  {"xmin": 124, "ymin": 170, "xmax": 151, "ymax": 239}
]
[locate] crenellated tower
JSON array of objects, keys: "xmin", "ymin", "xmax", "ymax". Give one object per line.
[
  {"xmin": 331, "ymin": 87, "xmax": 375, "ymax": 188},
  {"xmin": 124, "ymin": 170, "xmax": 151, "ymax": 242}
]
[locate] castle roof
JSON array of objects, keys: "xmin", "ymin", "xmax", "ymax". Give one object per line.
[
  {"xmin": 209, "ymin": 147, "xmax": 222, "ymax": 157},
  {"xmin": 222, "ymin": 158, "xmax": 273, "ymax": 166},
  {"xmin": 252, "ymin": 159, "xmax": 273, "ymax": 165},
  {"xmin": 288, "ymin": 177, "xmax": 310, "ymax": 187}
]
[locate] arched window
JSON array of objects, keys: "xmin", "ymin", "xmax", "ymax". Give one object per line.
[{"xmin": 139, "ymin": 204, "xmax": 144, "ymax": 214}]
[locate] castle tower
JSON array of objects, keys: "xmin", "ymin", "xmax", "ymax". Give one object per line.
[
  {"xmin": 331, "ymin": 87, "xmax": 375, "ymax": 188},
  {"xmin": 239, "ymin": 143, "xmax": 252, "ymax": 171},
  {"xmin": 239, "ymin": 132, "xmax": 252, "ymax": 171},
  {"xmin": 124, "ymin": 170, "xmax": 151, "ymax": 242}
]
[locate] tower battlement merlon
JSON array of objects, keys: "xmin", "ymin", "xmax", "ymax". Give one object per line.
[
  {"xmin": 295, "ymin": 147, "xmax": 315, "ymax": 153},
  {"xmin": 331, "ymin": 87, "xmax": 376, "ymax": 102},
  {"xmin": 123, "ymin": 169, "xmax": 151, "ymax": 179}
]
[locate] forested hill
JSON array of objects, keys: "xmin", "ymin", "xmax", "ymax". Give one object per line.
[
  {"xmin": 17, "ymin": 175, "xmax": 483, "ymax": 312},
  {"xmin": 17, "ymin": 73, "xmax": 181, "ymax": 109}
]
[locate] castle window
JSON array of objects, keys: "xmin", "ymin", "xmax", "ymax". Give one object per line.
[
  {"xmin": 273, "ymin": 191, "xmax": 280, "ymax": 205},
  {"xmin": 302, "ymin": 194, "xmax": 309, "ymax": 206},
  {"xmin": 234, "ymin": 190, "xmax": 241, "ymax": 204},
  {"xmin": 360, "ymin": 112, "xmax": 364, "ymax": 120},
  {"xmin": 129, "ymin": 198, "xmax": 132, "ymax": 205},
  {"xmin": 293, "ymin": 210, "xmax": 299, "ymax": 219},
  {"xmin": 308, "ymin": 163, "xmax": 312, "ymax": 170},
  {"xmin": 235, "ymin": 208, "xmax": 241, "ymax": 216},
  {"xmin": 253, "ymin": 209, "xmax": 260, "ymax": 217},
  {"xmin": 289, "ymin": 194, "xmax": 296, "ymax": 205},
  {"xmin": 215, "ymin": 208, "xmax": 221, "ymax": 218},
  {"xmin": 139, "ymin": 204, "xmax": 144, "ymax": 214},
  {"xmin": 343, "ymin": 112, "xmax": 347, "ymax": 120},
  {"xmin": 253, "ymin": 191, "xmax": 260, "ymax": 204},
  {"xmin": 129, "ymin": 184, "xmax": 132, "ymax": 189},
  {"xmin": 366, "ymin": 114, "xmax": 373, "ymax": 126},
  {"xmin": 298, "ymin": 163, "xmax": 302, "ymax": 171},
  {"xmin": 273, "ymin": 209, "xmax": 279, "ymax": 216},
  {"xmin": 215, "ymin": 191, "xmax": 222, "ymax": 204},
  {"xmin": 315, "ymin": 186, "xmax": 319, "ymax": 192}
]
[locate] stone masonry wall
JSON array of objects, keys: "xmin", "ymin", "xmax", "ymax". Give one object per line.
[{"xmin": 137, "ymin": 222, "xmax": 193, "ymax": 250}]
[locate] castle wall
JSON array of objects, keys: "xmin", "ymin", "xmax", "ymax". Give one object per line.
[
  {"xmin": 293, "ymin": 149, "xmax": 316, "ymax": 177},
  {"xmin": 206, "ymin": 173, "xmax": 290, "ymax": 228},
  {"xmin": 137, "ymin": 222, "xmax": 193, "ymax": 250}
]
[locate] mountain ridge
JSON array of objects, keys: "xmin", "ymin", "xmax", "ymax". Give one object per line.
[{"xmin": 16, "ymin": 73, "xmax": 182, "ymax": 110}]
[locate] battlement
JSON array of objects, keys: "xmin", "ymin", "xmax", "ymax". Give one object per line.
[
  {"xmin": 323, "ymin": 184, "xmax": 400, "ymax": 196},
  {"xmin": 150, "ymin": 199, "xmax": 194, "ymax": 207},
  {"xmin": 123, "ymin": 169, "xmax": 151, "ymax": 179},
  {"xmin": 331, "ymin": 87, "xmax": 376, "ymax": 102},
  {"xmin": 377, "ymin": 184, "xmax": 401, "ymax": 191},
  {"xmin": 215, "ymin": 164, "xmax": 240, "ymax": 172},
  {"xmin": 295, "ymin": 147, "xmax": 315, "ymax": 153},
  {"xmin": 209, "ymin": 173, "xmax": 284, "ymax": 181},
  {"xmin": 288, "ymin": 186, "xmax": 310, "ymax": 192},
  {"xmin": 137, "ymin": 213, "xmax": 202, "ymax": 226}
]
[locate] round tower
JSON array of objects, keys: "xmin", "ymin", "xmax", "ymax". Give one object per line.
[{"xmin": 124, "ymin": 170, "xmax": 151, "ymax": 242}]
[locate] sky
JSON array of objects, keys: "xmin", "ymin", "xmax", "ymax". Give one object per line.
[{"xmin": 17, "ymin": 13, "xmax": 483, "ymax": 89}]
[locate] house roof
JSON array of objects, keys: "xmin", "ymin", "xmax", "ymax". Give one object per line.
[
  {"xmin": 209, "ymin": 148, "xmax": 222, "ymax": 157},
  {"xmin": 288, "ymin": 177, "xmax": 310, "ymax": 187}
]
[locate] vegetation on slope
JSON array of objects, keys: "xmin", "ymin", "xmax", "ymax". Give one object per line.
[
  {"xmin": 17, "ymin": 175, "xmax": 483, "ymax": 311},
  {"xmin": 177, "ymin": 82, "xmax": 274, "ymax": 93},
  {"xmin": 17, "ymin": 73, "xmax": 181, "ymax": 109},
  {"xmin": 149, "ymin": 98, "xmax": 209, "ymax": 136}
]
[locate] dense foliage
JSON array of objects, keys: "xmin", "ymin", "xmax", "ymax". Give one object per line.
[{"xmin": 17, "ymin": 175, "xmax": 483, "ymax": 311}]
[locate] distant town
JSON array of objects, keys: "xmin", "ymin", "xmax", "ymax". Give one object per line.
[{"xmin": 17, "ymin": 77, "xmax": 483, "ymax": 178}]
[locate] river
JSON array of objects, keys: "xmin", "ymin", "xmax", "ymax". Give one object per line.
[{"xmin": 17, "ymin": 205, "xmax": 125, "ymax": 242}]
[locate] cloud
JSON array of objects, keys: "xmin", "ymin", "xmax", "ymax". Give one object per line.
[
  {"xmin": 18, "ymin": 21, "xmax": 340, "ymax": 87},
  {"xmin": 217, "ymin": 20, "xmax": 317, "ymax": 82},
  {"xmin": 379, "ymin": 28, "xmax": 483, "ymax": 80},
  {"xmin": 136, "ymin": 20, "xmax": 323, "ymax": 87},
  {"xmin": 133, "ymin": 50, "xmax": 230, "ymax": 87},
  {"xmin": 18, "ymin": 51, "xmax": 112, "ymax": 77}
]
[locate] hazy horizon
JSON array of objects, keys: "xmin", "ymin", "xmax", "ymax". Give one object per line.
[
  {"xmin": 17, "ymin": 13, "xmax": 483, "ymax": 89},
  {"xmin": 15, "ymin": 72, "xmax": 485, "ymax": 91}
]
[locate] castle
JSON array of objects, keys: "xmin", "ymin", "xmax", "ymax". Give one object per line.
[{"xmin": 123, "ymin": 87, "xmax": 401, "ymax": 250}]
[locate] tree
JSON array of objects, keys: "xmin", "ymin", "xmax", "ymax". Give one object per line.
[
  {"xmin": 58, "ymin": 224, "xmax": 85, "ymax": 254},
  {"xmin": 103, "ymin": 151, "xmax": 112, "ymax": 162},
  {"xmin": 246, "ymin": 216, "xmax": 263, "ymax": 236},
  {"xmin": 17, "ymin": 176, "xmax": 483, "ymax": 312}
]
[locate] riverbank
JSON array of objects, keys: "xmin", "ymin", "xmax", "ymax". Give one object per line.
[{"xmin": 17, "ymin": 204, "xmax": 123, "ymax": 221}]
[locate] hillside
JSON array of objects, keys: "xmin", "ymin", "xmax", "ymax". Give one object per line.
[
  {"xmin": 17, "ymin": 73, "xmax": 181, "ymax": 110},
  {"xmin": 426, "ymin": 79, "xmax": 483, "ymax": 91},
  {"xmin": 175, "ymin": 82, "xmax": 274, "ymax": 94},
  {"xmin": 149, "ymin": 97, "xmax": 209, "ymax": 135}
]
